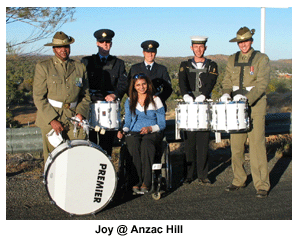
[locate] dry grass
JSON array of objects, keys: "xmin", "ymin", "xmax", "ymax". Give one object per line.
[{"xmin": 6, "ymin": 134, "xmax": 291, "ymax": 180}]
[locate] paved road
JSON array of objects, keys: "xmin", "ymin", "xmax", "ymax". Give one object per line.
[
  {"xmin": 6, "ymin": 153, "xmax": 292, "ymax": 220},
  {"xmin": 6, "ymin": 152, "xmax": 293, "ymax": 240}
]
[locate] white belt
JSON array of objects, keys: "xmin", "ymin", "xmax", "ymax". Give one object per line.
[
  {"xmin": 48, "ymin": 99, "xmax": 77, "ymax": 109},
  {"xmin": 233, "ymin": 86, "xmax": 254, "ymax": 92}
]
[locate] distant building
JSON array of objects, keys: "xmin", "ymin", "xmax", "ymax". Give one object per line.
[{"xmin": 276, "ymin": 70, "xmax": 292, "ymax": 79}]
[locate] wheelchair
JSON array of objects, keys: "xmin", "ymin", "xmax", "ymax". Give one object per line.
[{"xmin": 117, "ymin": 136, "xmax": 172, "ymax": 200}]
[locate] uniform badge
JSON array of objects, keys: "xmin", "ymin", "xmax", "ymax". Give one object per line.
[
  {"xmin": 148, "ymin": 44, "xmax": 153, "ymax": 49},
  {"xmin": 250, "ymin": 66, "xmax": 254, "ymax": 75},
  {"xmin": 180, "ymin": 67, "xmax": 184, "ymax": 72},
  {"xmin": 75, "ymin": 77, "xmax": 83, "ymax": 87},
  {"xmin": 102, "ymin": 32, "xmax": 107, "ymax": 38}
]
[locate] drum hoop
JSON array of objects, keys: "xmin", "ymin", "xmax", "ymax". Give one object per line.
[
  {"xmin": 212, "ymin": 101, "xmax": 226, "ymax": 105},
  {"xmin": 178, "ymin": 101, "xmax": 209, "ymax": 105},
  {"xmin": 46, "ymin": 140, "xmax": 93, "ymax": 161},
  {"xmin": 179, "ymin": 128, "xmax": 210, "ymax": 131},
  {"xmin": 228, "ymin": 100, "xmax": 246, "ymax": 104},
  {"xmin": 212, "ymin": 101, "xmax": 246, "ymax": 105},
  {"xmin": 97, "ymin": 126, "xmax": 120, "ymax": 131},
  {"xmin": 44, "ymin": 140, "xmax": 117, "ymax": 216},
  {"xmin": 212, "ymin": 128, "xmax": 250, "ymax": 133},
  {"xmin": 93, "ymin": 100, "xmax": 120, "ymax": 104}
]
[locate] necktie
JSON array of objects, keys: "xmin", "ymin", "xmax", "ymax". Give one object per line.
[
  {"xmin": 146, "ymin": 65, "xmax": 151, "ymax": 71},
  {"xmin": 101, "ymin": 57, "xmax": 107, "ymax": 64},
  {"xmin": 61, "ymin": 62, "xmax": 67, "ymax": 72}
]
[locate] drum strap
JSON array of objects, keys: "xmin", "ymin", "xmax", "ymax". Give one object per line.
[
  {"xmin": 233, "ymin": 51, "xmax": 259, "ymax": 96},
  {"xmin": 189, "ymin": 59, "xmax": 211, "ymax": 96}
]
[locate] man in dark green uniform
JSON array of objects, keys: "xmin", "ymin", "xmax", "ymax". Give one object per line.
[
  {"xmin": 33, "ymin": 31, "xmax": 91, "ymax": 165},
  {"xmin": 179, "ymin": 36, "xmax": 218, "ymax": 185},
  {"xmin": 81, "ymin": 29, "xmax": 128, "ymax": 155},
  {"xmin": 220, "ymin": 27, "xmax": 270, "ymax": 198},
  {"xmin": 127, "ymin": 40, "xmax": 172, "ymax": 110}
]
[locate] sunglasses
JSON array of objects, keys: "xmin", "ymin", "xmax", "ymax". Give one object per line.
[
  {"xmin": 98, "ymin": 40, "xmax": 111, "ymax": 44},
  {"xmin": 133, "ymin": 73, "xmax": 146, "ymax": 79}
]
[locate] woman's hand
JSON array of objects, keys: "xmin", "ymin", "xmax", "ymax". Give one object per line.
[{"xmin": 140, "ymin": 126, "xmax": 152, "ymax": 135}]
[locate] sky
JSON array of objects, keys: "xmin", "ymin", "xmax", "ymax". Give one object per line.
[{"xmin": 6, "ymin": 5, "xmax": 293, "ymax": 60}]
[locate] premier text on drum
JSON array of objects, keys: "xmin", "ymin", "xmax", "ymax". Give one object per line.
[{"xmin": 94, "ymin": 163, "xmax": 108, "ymax": 203}]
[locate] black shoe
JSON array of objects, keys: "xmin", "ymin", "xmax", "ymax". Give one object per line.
[
  {"xmin": 183, "ymin": 178, "xmax": 193, "ymax": 184},
  {"xmin": 225, "ymin": 184, "xmax": 245, "ymax": 192},
  {"xmin": 132, "ymin": 186, "xmax": 140, "ymax": 194},
  {"xmin": 198, "ymin": 178, "xmax": 211, "ymax": 185},
  {"xmin": 140, "ymin": 184, "xmax": 149, "ymax": 194},
  {"xmin": 256, "ymin": 189, "xmax": 268, "ymax": 198}
]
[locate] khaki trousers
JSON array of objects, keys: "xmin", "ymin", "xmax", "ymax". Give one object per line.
[
  {"xmin": 41, "ymin": 124, "xmax": 87, "ymax": 166},
  {"xmin": 230, "ymin": 114, "xmax": 270, "ymax": 191}
]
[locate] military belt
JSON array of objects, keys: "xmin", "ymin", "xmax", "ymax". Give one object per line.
[
  {"xmin": 233, "ymin": 86, "xmax": 254, "ymax": 92},
  {"xmin": 48, "ymin": 99, "xmax": 77, "ymax": 109}
]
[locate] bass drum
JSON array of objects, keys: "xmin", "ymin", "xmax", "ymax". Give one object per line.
[{"xmin": 44, "ymin": 140, "xmax": 117, "ymax": 216}]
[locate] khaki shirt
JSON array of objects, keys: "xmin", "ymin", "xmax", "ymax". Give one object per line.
[
  {"xmin": 222, "ymin": 48, "xmax": 270, "ymax": 115},
  {"xmin": 33, "ymin": 56, "xmax": 91, "ymax": 129}
]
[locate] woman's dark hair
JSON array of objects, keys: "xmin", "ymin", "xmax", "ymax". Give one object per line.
[{"xmin": 129, "ymin": 73, "xmax": 156, "ymax": 115}]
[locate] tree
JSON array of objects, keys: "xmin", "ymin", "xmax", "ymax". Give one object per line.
[{"xmin": 6, "ymin": 7, "xmax": 75, "ymax": 54}]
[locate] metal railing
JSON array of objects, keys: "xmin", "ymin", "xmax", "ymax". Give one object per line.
[{"xmin": 6, "ymin": 113, "xmax": 291, "ymax": 153}]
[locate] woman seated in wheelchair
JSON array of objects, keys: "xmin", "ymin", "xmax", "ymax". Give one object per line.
[{"xmin": 117, "ymin": 73, "xmax": 166, "ymax": 194}]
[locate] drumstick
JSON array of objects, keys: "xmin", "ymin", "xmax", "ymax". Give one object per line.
[{"xmin": 66, "ymin": 117, "xmax": 95, "ymax": 130}]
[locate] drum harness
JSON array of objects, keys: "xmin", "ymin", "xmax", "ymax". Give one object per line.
[
  {"xmin": 233, "ymin": 50, "xmax": 258, "ymax": 97},
  {"xmin": 204, "ymin": 53, "xmax": 257, "ymax": 140},
  {"xmin": 189, "ymin": 59, "xmax": 212, "ymax": 97},
  {"xmin": 232, "ymin": 51, "xmax": 257, "ymax": 132}
]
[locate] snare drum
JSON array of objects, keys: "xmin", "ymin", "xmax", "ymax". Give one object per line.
[
  {"xmin": 176, "ymin": 102, "xmax": 210, "ymax": 131},
  {"xmin": 211, "ymin": 101, "xmax": 250, "ymax": 133},
  {"xmin": 44, "ymin": 140, "xmax": 117, "ymax": 215},
  {"xmin": 89, "ymin": 101, "xmax": 121, "ymax": 130}
]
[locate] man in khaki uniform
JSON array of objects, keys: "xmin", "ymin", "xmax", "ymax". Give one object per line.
[
  {"xmin": 33, "ymin": 32, "xmax": 91, "ymax": 164},
  {"xmin": 220, "ymin": 27, "xmax": 270, "ymax": 198}
]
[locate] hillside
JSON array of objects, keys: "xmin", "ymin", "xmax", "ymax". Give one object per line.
[{"xmin": 6, "ymin": 54, "xmax": 292, "ymax": 127}]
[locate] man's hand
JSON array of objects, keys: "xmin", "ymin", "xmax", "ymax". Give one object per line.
[
  {"xmin": 219, "ymin": 93, "xmax": 231, "ymax": 103},
  {"xmin": 183, "ymin": 94, "xmax": 193, "ymax": 103},
  {"xmin": 233, "ymin": 94, "xmax": 247, "ymax": 102},
  {"xmin": 76, "ymin": 113, "xmax": 83, "ymax": 121},
  {"xmin": 50, "ymin": 119, "xmax": 64, "ymax": 135},
  {"xmin": 105, "ymin": 94, "xmax": 116, "ymax": 102},
  {"xmin": 75, "ymin": 113, "xmax": 84, "ymax": 127},
  {"xmin": 117, "ymin": 131, "xmax": 124, "ymax": 140}
]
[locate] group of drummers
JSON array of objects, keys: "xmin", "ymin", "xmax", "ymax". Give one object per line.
[{"xmin": 33, "ymin": 25, "xmax": 271, "ymax": 204}]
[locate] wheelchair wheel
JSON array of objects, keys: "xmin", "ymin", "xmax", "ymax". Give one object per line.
[
  {"xmin": 152, "ymin": 192, "xmax": 161, "ymax": 200},
  {"xmin": 116, "ymin": 143, "xmax": 132, "ymax": 198},
  {"xmin": 160, "ymin": 141, "xmax": 172, "ymax": 191}
]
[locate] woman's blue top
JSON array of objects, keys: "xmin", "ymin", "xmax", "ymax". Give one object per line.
[{"xmin": 123, "ymin": 96, "xmax": 166, "ymax": 133}]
